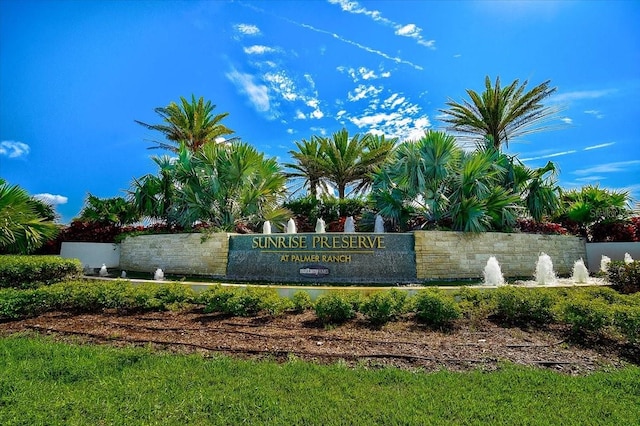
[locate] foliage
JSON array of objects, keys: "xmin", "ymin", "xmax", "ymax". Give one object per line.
[
  {"xmin": 314, "ymin": 292, "xmax": 357, "ymax": 324},
  {"xmin": 515, "ymin": 219, "xmax": 568, "ymax": 235},
  {"xmin": 77, "ymin": 194, "xmax": 140, "ymax": 226},
  {"xmin": 291, "ymin": 290, "xmax": 313, "ymax": 313},
  {"xmin": 285, "ymin": 129, "xmax": 395, "ymax": 200},
  {"xmin": 552, "ymin": 185, "xmax": 632, "ymax": 240},
  {"xmin": 361, "ymin": 289, "xmax": 408, "ymax": 325},
  {"xmin": 370, "ymin": 131, "xmax": 558, "ymax": 232},
  {"xmin": 439, "ymin": 75, "xmax": 559, "ymax": 149},
  {"xmin": 0, "ymin": 179, "xmax": 60, "ymax": 254},
  {"xmin": 283, "ymin": 195, "xmax": 372, "ymax": 232},
  {"xmin": 613, "ymin": 305, "xmax": 640, "ymax": 343},
  {"xmin": 590, "ymin": 218, "xmax": 639, "ymax": 242},
  {"xmin": 559, "ymin": 298, "xmax": 612, "ymax": 340},
  {"xmin": 198, "ymin": 285, "xmax": 291, "ymax": 317},
  {"xmin": 0, "ymin": 255, "xmax": 83, "ymax": 289},
  {"xmin": 135, "ymin": 95, "xmax": 236, "ymax": 152},
  {"xmin": 129, "ymin": 142, "xmax": 289, "ymax": 231},
  {"xmin": 607, "ymin": 260, "xmax": 640, "ymax": 294},
  {"xmin": 412, "ymin": 289, "xmax": 460, "ymax": 328},
  {"xmin": 491, "ymin": 286, "xmax": 557, "ymax": 326}
]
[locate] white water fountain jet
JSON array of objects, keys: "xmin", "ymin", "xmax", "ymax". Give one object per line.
[
  {"xmin": 99, "ymin": 264, "xmax": 108, "ymax": 277},
  {"xmin": 483, "ymin": 256, "xmax": 505, "ymax": 286},
  {"xmin": 262, "ymin": 221, "xmax": 271, "ymax": 234},
  {"xmin": 572, "ymin": 258, "xmax": 589, "ymax": 284},
  {"xmin": 534, "ymin": 252, "xmax": 556, "ymax": 285},
  {"xmin": 344, "ymin": 216, "xmax": 356, "ymax": 233},
  {"xmin": 600, "ymin": 255, "xmax": 611, "ymax": 273},
  {"xmin": 315, "ymin": 218, "xmax": 326, "ymax": 233},
  {"xmin": 154, "ymin": 268, "xmax": 164, "ymax": 281},
  {"xmin": 374, "ymin": 214, "xmax": 385, "ymax": 233},
  {"xmin": 625, "ymin": 253, "xmax": 634, "ymax": 264},
  {"xmin": 286, "ymin": 218, "xmax": 297, "ymax": 234},
  {"xmin": 120, "ymin": 270, "xmax": 127, "ymax": 278}
]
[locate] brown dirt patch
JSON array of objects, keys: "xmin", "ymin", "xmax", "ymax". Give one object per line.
[{"xmin": 1, "ymin": 309, "xmax": 637, "ymax": 374}]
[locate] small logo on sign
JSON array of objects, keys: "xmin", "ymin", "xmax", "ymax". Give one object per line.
[{"xmin": 299, "ymin": 265, "xmax": 330, "ymax": 278}]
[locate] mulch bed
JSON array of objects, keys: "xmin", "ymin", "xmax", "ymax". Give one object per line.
[{"xmin": 1, "ymin": 308, "xmax": 637, "ymax": 374}]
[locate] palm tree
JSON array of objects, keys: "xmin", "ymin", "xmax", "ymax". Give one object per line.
[
  {"xmin": 129, "ymin": 155, "xmax": 178, "ymax": 223},
  {"xmin": 135, "ymin": 95, "xmax": 236, "ymax": 152},
  {"xmin": 284, "ymin": 137, "xmax": 328, "ymax": 198},
  {"xmin": 315, "ymin": 129, "xmax": 395, "ymax": 200},
  {"xmin": 0, "ymin": 179, "xmax": 59, "ymax": 254},
  {"xmin": 440, "ymin": 76, "xmax": 559, "ymax": 150}
]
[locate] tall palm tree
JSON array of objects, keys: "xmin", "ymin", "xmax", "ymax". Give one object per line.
[
  {"xmin": 440, "ymin": 76, "xmax": 559, "ymax": 150},
  {"xmin": 135, "ymin": 95, "xmax": 236, "ymax": 152},
  {"xmin": 0, "ymin": 179, "xmax": 59, "ymax": 254},
  {"xmin": 316, "ymin": 129, "xmax": 395, "ymax": 200},
  {"xmin": 284, "ymin": 137, "xmax": 328, "ymax": 198}
]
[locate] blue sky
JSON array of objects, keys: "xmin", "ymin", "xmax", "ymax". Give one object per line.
[{"xmin": 1, "ymin": 0, "xmax": 639, "ymax": 223}]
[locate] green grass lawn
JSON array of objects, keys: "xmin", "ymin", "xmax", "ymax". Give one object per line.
[{"xmin": 1, "ymin": 335, "xmax": 639, "ymax": 425}]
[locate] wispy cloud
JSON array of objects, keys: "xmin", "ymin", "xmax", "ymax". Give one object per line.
[
  {"xmin": 225, "ymin": 68, "xmax": 270, "ymax": 113},
  {"xmin": 328, "ymin": 0, "xmax": 435, "ymax": 49},
  {"xmin": 560, "ymin": 117, "xmax": 572, "ymax": 124},
  {"xmin": 0, "ymin": 141, "xmax": 30, "ymax": 158},
  {"xmin": 550, "ymin": 89, "xmax": 616, "ymax": 104},
  {"xmin": 584, "ymin": 142, "xmax": 615, "ymax": 150},
  {"xmin": 337, "ymin": 66, "xmax": 392, "ymax": 82},
  {"xmin": 584, "ymin": 109, "xmax": 605, "ymax": 119},
  {"xmin": 521, "ymin": 150, "xmax": 577, "ymax": 161},
  {"xmin": 242, "ymin": 3, "xmax": 423, "ymax": 70},
  {"xmin": 233, "ymin": 23, "xmax": 261, "ymax": 36},
  {"xmin": 573, "ymin": 160, "xmax": 640, "ymax": 176},
  {"xmin": 33, "ymin": 193, "xmax": 68, "ymax": 205},
  {"xmin": 243, "ymin": 45, "xmax": 277, "ymax": 54}
]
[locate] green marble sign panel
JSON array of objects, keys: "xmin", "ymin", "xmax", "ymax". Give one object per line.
[{"xmin": 227, "ymin": 233, "xmax": 416, "ymax": 283}]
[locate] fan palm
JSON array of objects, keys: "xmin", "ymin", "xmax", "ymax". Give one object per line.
[
  {"xmin": 284, "ymin": 137, "xmax": 328, "ymax": 198},
  {"xmin": 136, "ymin": 95, "xmax": 236, "ymax": 152},
  {"xmin": 0, "ymin": 179, "xmax": 59, "ymax": 254},
  {"xmin": 440, "ymin": 76, "xmax": 559, "ymax": 149}
]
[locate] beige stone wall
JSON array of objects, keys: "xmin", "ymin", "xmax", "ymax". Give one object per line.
[
  {"xmin": 414, "ymin": 231, "xmax": 587, "ymax": 280},
  {"xmin": 120, "ymin": 233, "xmax": 231, "ymax": 277}
]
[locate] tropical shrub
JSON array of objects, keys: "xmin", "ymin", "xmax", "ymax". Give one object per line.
[
  {"xmin": 0, "ymin": 255, "xmax": 82, "ymax": 289},
  {"xmin": 314, "ymin": 292, "xmax": 357, "ymax": 324},
  {"xmin": 412, "ymin": 289, "xmax": 460, "ymax": 328},
  {"xmin": 613, "ymin": 305, "xmax": 640, "ymax": 343},
  {"xmin": 291, "ymin": 290, "xmax": 313, "ymax": 313},
  {"xmin": 590, "ymin": 219, "xmax": 639, "ymax": 242},
  {"xmin": 0, "ymin": 180, "xmax": 59, "ymax": 254},
  {"xmin": 361, "ymin": 289, "xmax": 408, "ymax": 325},
  {"xmin": 515, "ymin": 219, "xmax": 568, "ymax": 235},
  {"xmin": 606, "ymin": 260, "xmax": 640, "ymax": 294},
  {"xmin": 560, "ymin": 298, "xmax": 612, "ymax": 340},
  {"xmin": 491, "ymin": 286, "xmax": 557, "ymax": 326}
]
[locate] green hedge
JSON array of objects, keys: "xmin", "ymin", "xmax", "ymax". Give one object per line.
[
  {"xmin": 0, "ymin": 255, "xmax": 83, "ymax": 289},
  {"xmin": 2, "ymin": 280, "xmax": 640, "ymax": 345}
]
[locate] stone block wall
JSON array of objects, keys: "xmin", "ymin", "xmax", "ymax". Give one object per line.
[
  {"xmin": 119, "ymin": 233, "xmax": 231, "ymax": 277},
  {"xmin": 414, "ymin": 231, "xmax": 587, "ymax": 280}
]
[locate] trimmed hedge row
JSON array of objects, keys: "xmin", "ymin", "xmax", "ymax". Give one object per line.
[
  {"xmin": 0, "ymin": 255, "xmax": 83, "ymax": 289},
  {"xmin": 2, "ymin": 280, "xmax": 639, "ymax": 344}
]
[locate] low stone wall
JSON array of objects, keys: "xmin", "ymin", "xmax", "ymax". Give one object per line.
[
  {"xmin": 415, "ymin": 231, "xmax": 587, "ymax": 280},
  {"xmin": 119, "ymin": 233, "xmax": 231, "ymax": 277},
  {"xmin": 118, "ymin": 231, "xmax": 587, "ymax": 282}
]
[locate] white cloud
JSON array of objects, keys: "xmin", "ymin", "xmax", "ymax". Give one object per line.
[
  {"xmin": 573, "ymin": 160, "xmax": 640, "ymax": 176},
  {"xmin": 550, "ymin": 89, "xmax": 616, "ymax": 104},
  {"xmin": 295, "ymin": 110, "xmax": 306, "ymax": 119},
  {"xmin": 33, "ymin": 193, "xmax": 68, "ymax": 205},
  {"xmin": 560, "ymin": 117, "xmax": 572, "ymax": 124},
  {"xmin": 348, "ymin": 84, "xmax": 383, "ymax": 102},
  {"xmin": 0, "ymin": 140, "xmax": 30, "ymax": 158},
  {"xmin": 225, "ymin": 68, "xmax": 270, "ymax": 112},
  {"xmin": 234, "ymin": 24, "xmax": 261, "ymax": 36},
  {"xmin": 329, "ymin": 0, "xmax": 435, "ymax": 49},
  {"xmin": 584, "ymin": 109, "xmax": 605, "ymax": 119},
  {"xmin": 521, "ymin": 150, "xmax": 577, "ymax": 161},
  {"xmin": 244, "ymin": 45, "xmax": 276, "ymax": 55},
  {"xmin": 286, "ymin": 129, "xmax": 295, "ymax": 134},
  {"xmin": 584, "ymin": 142, "xmax": 615, "ymax": 150},
  {"xmin": 338, "ymin": 66, "xmax": 391, "ymax": 82},
  {"xmin": 265, "ymin": 71, "xmax": 299, "ymax": 101}
]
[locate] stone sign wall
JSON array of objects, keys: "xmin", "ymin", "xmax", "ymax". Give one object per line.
[{"xmin": 226, "ymin": 233, "xmax": 416, "ymax": 284}]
